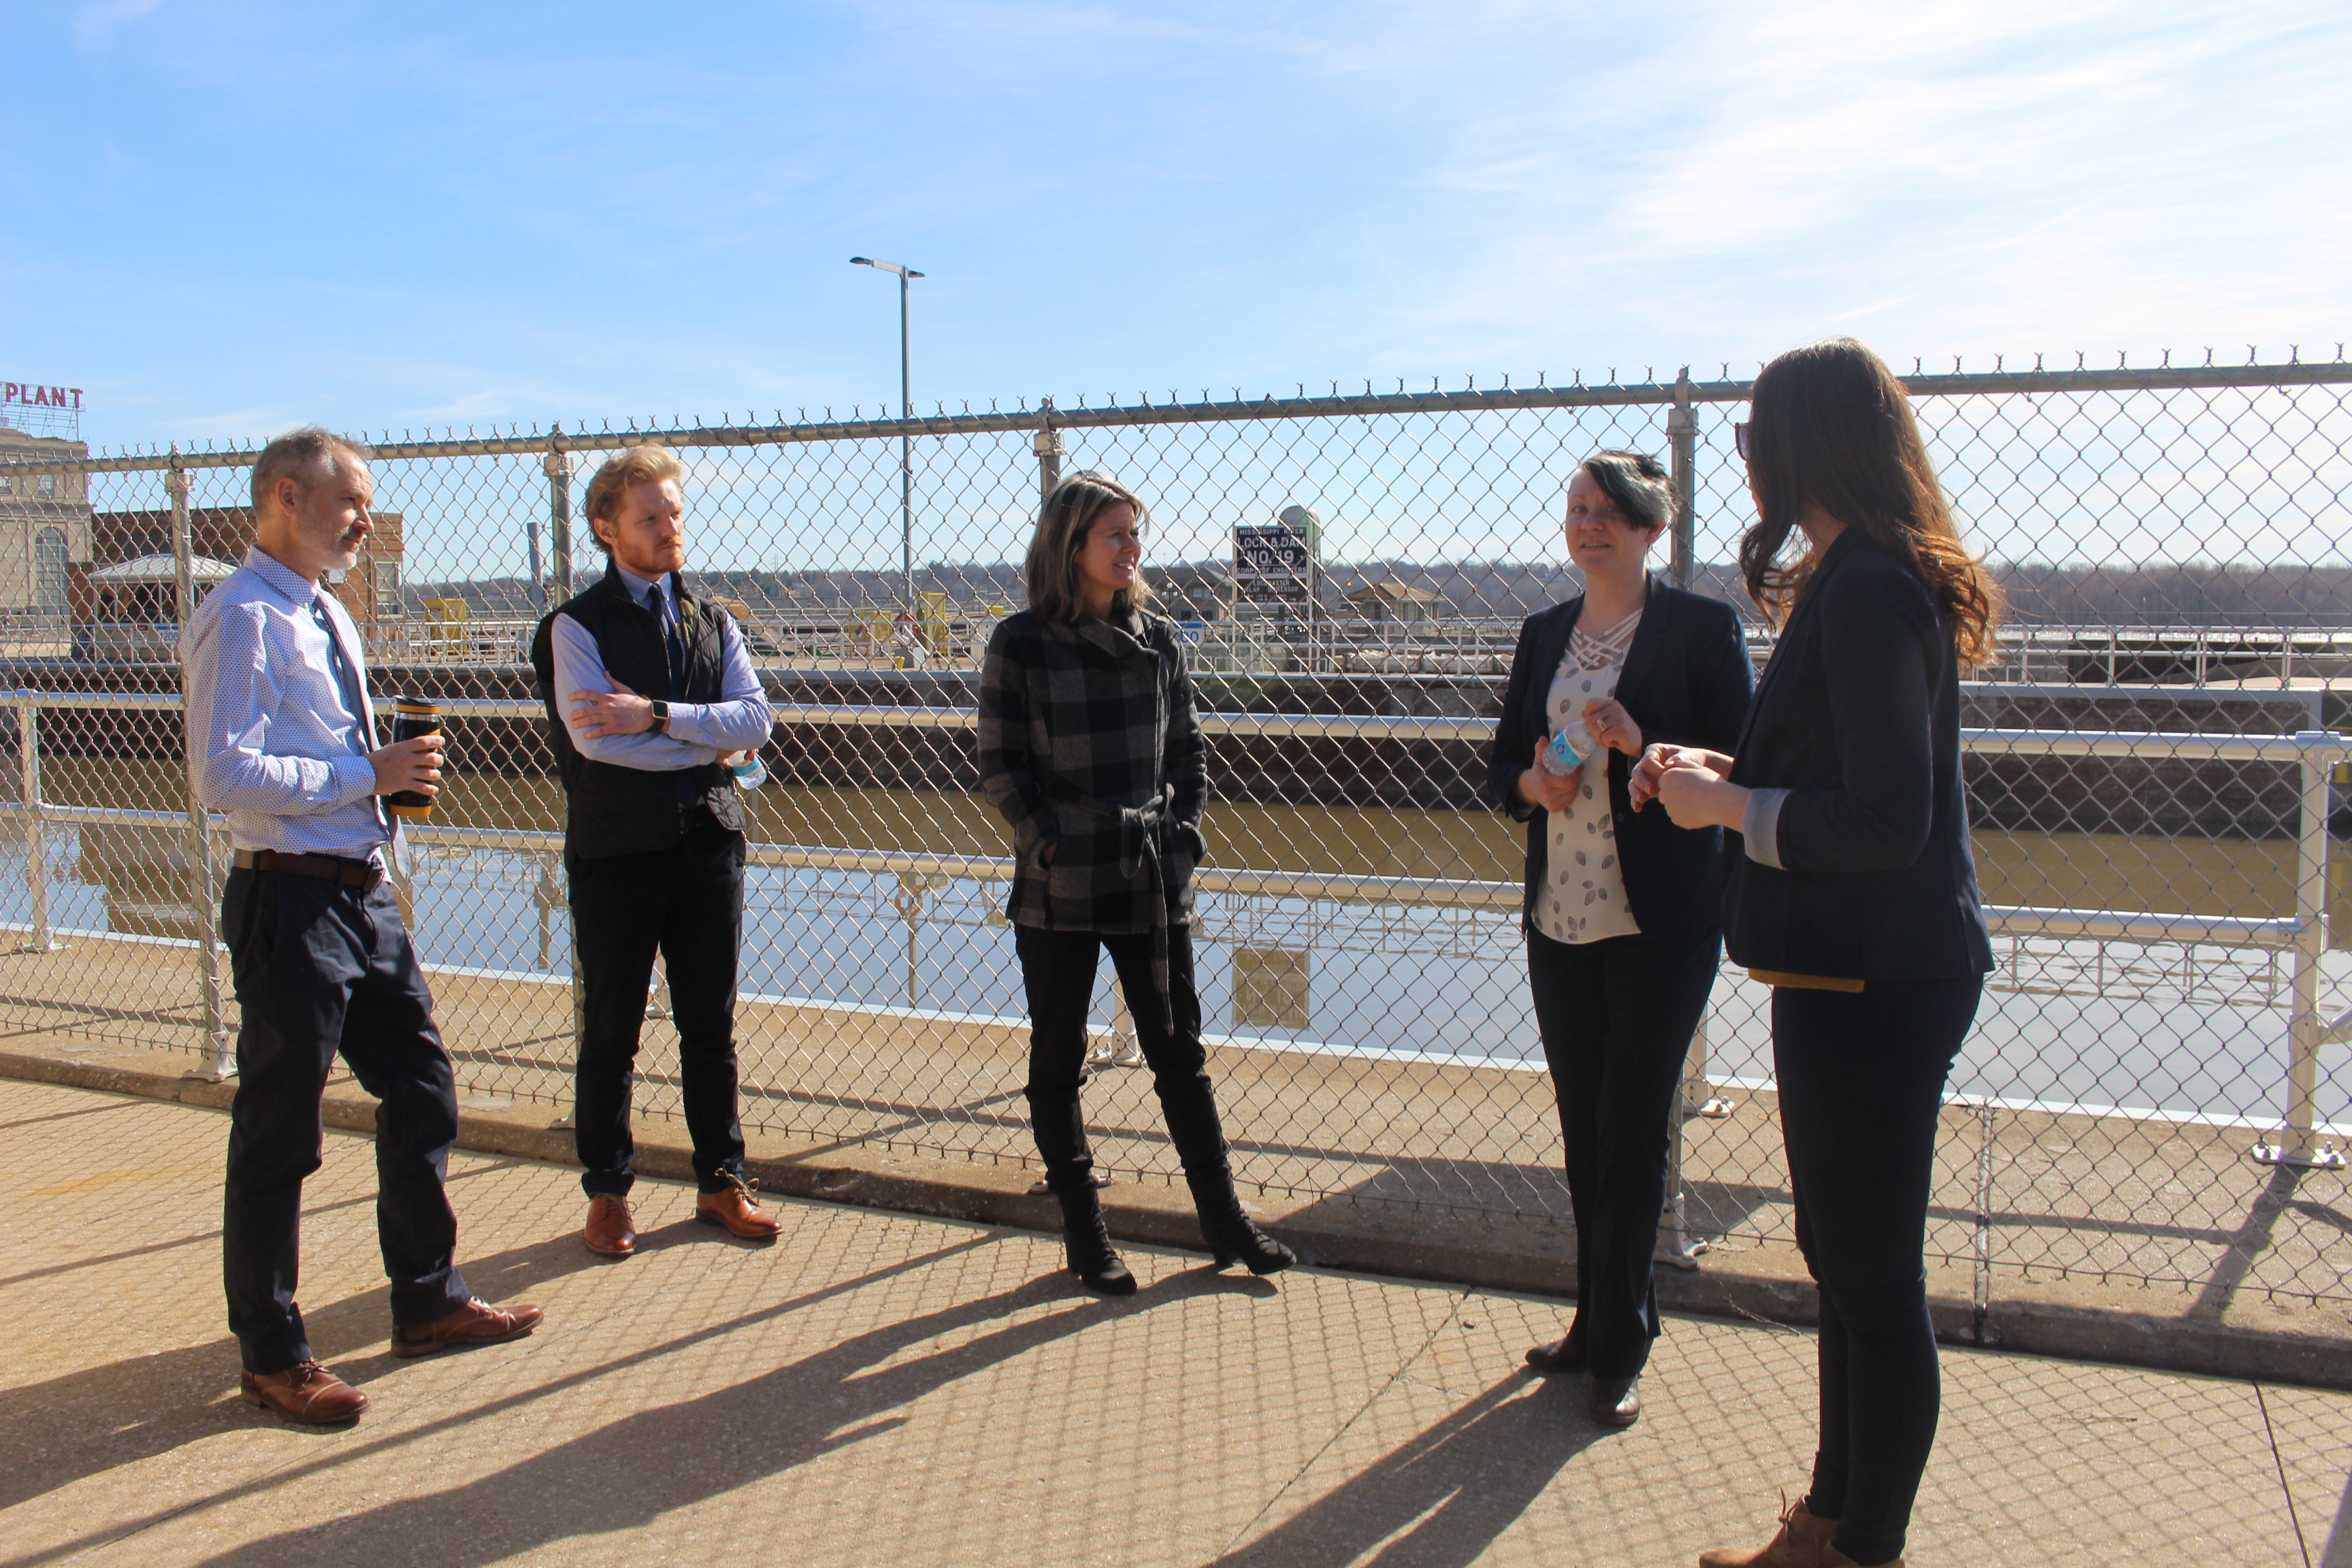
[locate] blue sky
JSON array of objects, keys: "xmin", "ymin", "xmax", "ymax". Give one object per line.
[{"xmin": 5, "ymin": 0, "xmax": 2349, "ymax": 452}]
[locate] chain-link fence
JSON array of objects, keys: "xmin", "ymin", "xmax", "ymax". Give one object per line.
[{"xmin": 1, "ymin": 350, "xmax": 2347, "ymax": 1318}]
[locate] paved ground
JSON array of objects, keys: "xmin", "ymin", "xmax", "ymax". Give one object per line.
[{"xmin": 1, "ymin": 1075, "xmax": 2344, "ymax": 1568}]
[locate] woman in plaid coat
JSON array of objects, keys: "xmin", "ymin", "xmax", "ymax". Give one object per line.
[{"xmin": 978, "ymin": 471, "xmax": 1294, "ymax": 1295}]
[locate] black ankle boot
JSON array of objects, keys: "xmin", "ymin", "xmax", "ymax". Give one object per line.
[
  {"xmin": 1051, "ymin": 1180, "xmax": 1136, "ymax": 1295},
  {"xmin": 1184, "ymin": 1171, "xmax": 1295, "ymax": 1275}
]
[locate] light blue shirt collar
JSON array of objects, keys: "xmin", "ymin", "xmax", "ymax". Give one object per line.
[
  {"xmin": 242, "ymin": 544, "xmax": 328, "ymax": 606},
  {"xmin": 613, "ymin": 562, "xmax": 675, "ymax": 610}
]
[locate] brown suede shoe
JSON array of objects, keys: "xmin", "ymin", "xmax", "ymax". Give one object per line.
[
  {"xmin": 241, "ymin": 1361, "xmax": 368, "ymax": 1425},
  {"xmin": 1700, "ymin": 1495, "xmax": 1838, "ymax": 1568},
  {"xmin": 583, "ymin": 1193, "xmax": 636, "ymax": 1257},
  {"xmin": 391, "ymin": 1297, "xmax": 544, "ymax": 1358},
  {"xmin": 695, "ymin": 1173, "xmax": 783, "ymax": 1239}
]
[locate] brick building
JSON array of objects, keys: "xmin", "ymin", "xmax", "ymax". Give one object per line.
[{"xmin": 73, "ymin": 504, "xmax": 406, "ymax": 656}]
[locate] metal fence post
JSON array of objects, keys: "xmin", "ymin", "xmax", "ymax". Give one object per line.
[
  {"xmin": 545, "ymin": 444, "xmax": 575, "ymax": 606},
  {"xmin": 1656, "ymin": 1091, "xmax": 1706, "ymax": 1269},
  {"xmin": 12, "ymin": 697, "xmax": 57, "ymax": 954},
  {"xmin": 1972, "ymin": 1096, "xmax": 1999, "ymax": 1344},
  {"xmin": 1660, "ymin": 1009, "xmax": 1726, "ymax": 1270},
  {"xmin": 1667, "ymin": 368, "xmax": 1697, "ymax": 591},
  {"xmin": 2256, "ymin": 732, "xmax": 2347, "ymax": 1167},
  {"xmin": 168, "ymin": 456, "xmax": 232, "ymax": 1078},
  {"xmin": 1034, "ymin": 402, "xmax": 1063, "ymax": 518},
  {"xmin": 528, "ymin": 428, "xmax": 555, "ymax": 608}
]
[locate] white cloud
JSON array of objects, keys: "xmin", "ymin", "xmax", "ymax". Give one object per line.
[
  {"xmin": 1343, "ymin": 0, "xmax": 2352, "ymax": 371},
  {"xmin": 74, "ymin": 0, "xmax": 165, "ymax": 48}
]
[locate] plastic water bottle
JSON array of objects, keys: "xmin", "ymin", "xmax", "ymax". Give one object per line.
[
  {"xmin": 1541, "ymin": 717, "xmax": 1595, "ymax": 775},
  {"xmin": 729, "ymin": 751, "xmax": 768, "ymax": 790}
]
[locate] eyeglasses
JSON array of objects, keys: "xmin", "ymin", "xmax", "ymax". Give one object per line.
[{"xmin": 1734, "ymin": 423, "xmax": 1752, "ymax": 460}]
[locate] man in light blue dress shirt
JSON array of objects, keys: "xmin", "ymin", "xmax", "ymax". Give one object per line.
[{"xmin": 182, "ymin": 427, "xmax": 541, "ymax": 1425}]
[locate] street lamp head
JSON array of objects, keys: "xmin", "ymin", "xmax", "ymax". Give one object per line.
[{"xmin": 851, "ymin": 256, "xmax": 924, "ymax": 279}]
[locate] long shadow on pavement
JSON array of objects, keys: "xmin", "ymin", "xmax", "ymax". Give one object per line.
[
  {"xmin": 0, "ymin": 1224, "xmax": 615, "ymax": 1514},
  {"xmin": 1211, "ymin": 1369, "xmax": 1601, "ymax": 1568},
  {"xmin": 176, "ymin": 1262, "xmax": 1240, "ymax": 1567}
]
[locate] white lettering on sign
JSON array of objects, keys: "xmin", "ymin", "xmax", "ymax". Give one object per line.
[
  {"xmin": 1234, "ymin": 523, "xmax": 1311, "ymax": 575},
  {"xmin": 1, "ymin": 383, "xmax": 85, "ymax": 410}
]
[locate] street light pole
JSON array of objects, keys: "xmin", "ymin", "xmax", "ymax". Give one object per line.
[{"xmin": 851, "ymin": 257, "xmax": 925, "ymax": 616}]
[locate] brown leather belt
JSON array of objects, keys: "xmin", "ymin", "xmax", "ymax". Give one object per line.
[
  {"xmin": 233, "ymin": 848, "xmax": 386, "ymax": 893},
  {"xmin": 1748, "ymin": 969, "xmax": 1865, "ymax": 994}
]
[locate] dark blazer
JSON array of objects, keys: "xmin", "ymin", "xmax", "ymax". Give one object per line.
[
  {"xmin": 976, "ymin": 606, "xmax": 1208, "ymax": 936},
  {"xmin": 1722, "ymin": 529, "xmax": 1995, "ymax": 979},
  {"xmin": 1486, "ymin": 576, "xmax": 1753, "ymax": 939}
]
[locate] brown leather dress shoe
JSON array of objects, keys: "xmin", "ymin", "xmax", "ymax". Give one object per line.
[
  {"xmin": 1589, "ymin": 1375, "xmax": 1641, "ymax": 1428},
  {"xmin": 583, "ymin": 1193, "xmax": 636, "ymax": 1257},
  {"xmin": 392, "ymin": 1297, "xmax": 544, "ymax": 1358},
  {"xmin": 1524, "ymin": 1335, "xmax": 1588, "ymax": 1374},
  {"xmin": 241, "ymin": 1361, "xmax": 368, "ymax": 1424},
  {"xmin": 695, "ymin": 1175, "xmax": 783, "ymax": 1239}
]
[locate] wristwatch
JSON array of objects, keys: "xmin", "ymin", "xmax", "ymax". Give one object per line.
[{"xmin": 648, "ymin": 700, "xmax": 670, "ymax": 734}]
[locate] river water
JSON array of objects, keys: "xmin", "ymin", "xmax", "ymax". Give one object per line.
[{"xmin": 16, "ymin": 762, "xmax": 2351, "ymax": 1133}]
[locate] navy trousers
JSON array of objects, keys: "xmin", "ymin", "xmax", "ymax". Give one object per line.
[
  {"xmin": 221, "ymin": 866, "xmax": 470, "ymax": 1375},
  {"xmin": 1776, "ymin": 976, "xmax": 1983, "ymax": 1568},
  {"xmin": 1526, "ymin": 925, "xmax": 1723, "ymax": 1378},
  {"xmin": 569, "ymin": 819, "xmax": 749, "ymax": 1196}
]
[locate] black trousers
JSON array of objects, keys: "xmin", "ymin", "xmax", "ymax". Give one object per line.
[
  {"xmin": 570, "ymin": 820, "xmax": 748, "ymax": 1196},
  {"xmin": 1525, "ymin": 925, "xmax": 1722, "ymax": 1379},
  {"xmin": 1013, "ymin": 922, "xmax": 1228, "ymax": 1185},
  {"xmin": 1776, "ymin": 976, "xmax": 1982, "ymax": 1568},
  {"xmin": 220, "ymin": 866, "xmax": 471, "ymax": 1375}
]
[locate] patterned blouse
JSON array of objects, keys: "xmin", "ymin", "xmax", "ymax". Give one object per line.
[{"xmin": 1533, "ymin": 609, "xmax": 1642, "ymax": 945}]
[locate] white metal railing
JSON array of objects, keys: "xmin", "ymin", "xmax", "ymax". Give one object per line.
[
  {"xmin": 42, "ymin": 612, "xmax": 2352, "ymax": 689},
  {"xmin": 0, "ymin": 689, "xmax": 2342, "ymax": 1168}
]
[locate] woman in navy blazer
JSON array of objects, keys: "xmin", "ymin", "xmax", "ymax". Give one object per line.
[
  {"xmin": 1638, "ymin": 340, "xmax": 1999, "ymax": 1568},
  {"xmin": 1486, "ymin": 451, "xmax": 1752, "ymax": 1430}
]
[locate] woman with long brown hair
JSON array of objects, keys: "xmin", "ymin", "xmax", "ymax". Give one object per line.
[
  {"xmin": 977, "ymin": 470, "xmax": 1294, "ymax": 1294},
  {"xmin": 1633, "ymin": 340, "xmax": 1998, "ymax": 1568}
]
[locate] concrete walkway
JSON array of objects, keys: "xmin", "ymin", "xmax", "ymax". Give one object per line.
[{"xmin": 1, "ymin": 1075, "xmax": 2342, "ymax": 1567}]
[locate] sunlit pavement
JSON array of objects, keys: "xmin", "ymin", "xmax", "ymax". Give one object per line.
[{"xmin": 1, "ymin": 1075, "xmax": 2341, "ymax": 1567}]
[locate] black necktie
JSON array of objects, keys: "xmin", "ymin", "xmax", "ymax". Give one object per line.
[
  {"xmin": 647, "ymin": 583, "xmax": 687, "ymax": 701},
  {"xmin": 644, "ymin": 583, "xmax": 698, "ymax": 809}
]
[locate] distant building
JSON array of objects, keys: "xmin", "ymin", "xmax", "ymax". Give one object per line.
[
  {"xmin": 1152, "ymin": 561, "xmax": 1236, "ymax": 622},
  {"xmin": 76, "ymin": 554, "xmax": 241, "ymax": 661},
  {"xmin": 0, "ymin": 425, "xmax": 95, "ymax": 627},
  {"xmin": 75, "ymin": 503, "xmax": 407, "ymax": 661},
  {"xmin": 1343, "ymin": 581, "xmax": 1443, "ymax": 625}
]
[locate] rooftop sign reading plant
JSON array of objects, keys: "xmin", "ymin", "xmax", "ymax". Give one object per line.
[{"xmin": 1, "ymin": 378, "xmax": 84, "ymax": 441}]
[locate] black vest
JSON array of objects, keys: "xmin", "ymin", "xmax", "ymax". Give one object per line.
[{"xmin": 531, "ymin": 568, "xmax": 744, "ymax": 861}]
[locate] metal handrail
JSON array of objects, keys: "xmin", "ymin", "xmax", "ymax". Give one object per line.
[{"xmin": 2, "ymin": 688, "xmax": 2342, "ymax": 1161}]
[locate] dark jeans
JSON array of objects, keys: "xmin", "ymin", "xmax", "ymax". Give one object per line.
[
  {"xmin": 1776, "ymin": 976, "xmax": 1983, "ymax": 1568},
  {"xmin": 570, "ymin": 820, "xmax": 748, "ymax": 1196},
  {"xmin": 1013, "ymin": 922, "xmax": 1228, "ymax": 1185},
  {"xmin": 220, "ymin": 866, "xmax": 471, "ymax": 1375},
  {"xmin": 1526, "ymin": 925, "xmax": 1722, "ymax": 1378}
]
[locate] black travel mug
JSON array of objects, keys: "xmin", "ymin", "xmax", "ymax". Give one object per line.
[{"xmin": 383, "ymin": 697, "xmax": 442, "ymax": 821}]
